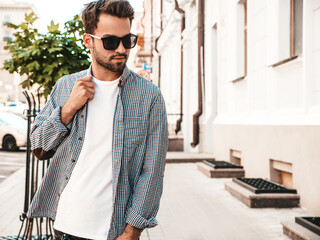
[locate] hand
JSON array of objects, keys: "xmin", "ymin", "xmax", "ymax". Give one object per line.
[
  {"xmin": 116, "ymin": 232, "xmax": 136, "ymax": 240},
  {"xmin": 116, "ymin": 224, "xmax": 142, "ymax": 240},
  {"xmin": 61, "ymin": 76, "xmax": 95, "ymax": 126},
  {"xmin": 65, "ymin": 75, "xmax": 95, "ymax": 112}
]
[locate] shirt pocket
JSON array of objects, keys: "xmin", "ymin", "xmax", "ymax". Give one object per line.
[{"xmin": 123, "ymin": 116, "xmax": 143, "ymax": 149}]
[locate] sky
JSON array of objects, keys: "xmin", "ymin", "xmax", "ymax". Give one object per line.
[{"xmin": 20, "ymin": 0, "xmax": 144, "ymax": 33}]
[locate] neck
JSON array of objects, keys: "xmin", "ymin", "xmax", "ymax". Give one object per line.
[{"xmin": 91, "ymin": 61, "xmax": 123, "ymax": 81}]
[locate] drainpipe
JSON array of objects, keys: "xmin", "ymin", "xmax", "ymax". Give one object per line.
[
  {"xmin": 154, "ymin": 0, "xmax": 163, "ymax": 88},
  {"xmin": 191, "ymin": 0, "xmax": 204, "ymax": 148},
  {"xmin": 174, "ymin": 0, "xmax": 185, "ymax": 134}
]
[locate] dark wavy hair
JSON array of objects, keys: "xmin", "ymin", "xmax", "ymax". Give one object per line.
[{"xmin": 81, "ymin": 0, "xmax": 134, "ymax": 34}]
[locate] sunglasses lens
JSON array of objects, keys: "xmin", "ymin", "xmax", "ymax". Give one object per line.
[
  {"xmin": 101, "ymin": 34, "xmax": 138, "ymax": 50},
  {"xmin": 122, "ymin": 34, "xmax": 138, "ymax": 49},
  {"xmin": 102, "ymin": 37, "xmax": 120, "ymax": 50}
]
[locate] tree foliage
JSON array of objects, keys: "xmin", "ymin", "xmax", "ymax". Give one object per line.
[{"xmin": 2, "ymin": 13, "xmax": 90, "ymax": 98}]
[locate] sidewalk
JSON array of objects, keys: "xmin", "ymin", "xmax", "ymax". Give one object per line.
[
  {"xmin": 0, "ymin": 167, "xmax": 25, "ymax": 235},
  {"xmin": 0, "ymin": 163, "xmax": 309, "ymax": 239},
  {"xmin": 140, "ymin": 163, "xmax": 308, "ymax": 240}
]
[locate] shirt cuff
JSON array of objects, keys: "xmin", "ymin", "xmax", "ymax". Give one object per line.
[
  {"xmin": 50, "ymin": 106, "xmax": 72, "ymax": 132},
  {"xmin": 125, "ymin": 209, "xmax": 158, "ymax": 230}
]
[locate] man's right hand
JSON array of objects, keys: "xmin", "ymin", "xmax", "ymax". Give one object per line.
[{"xmin": 61, "ymin": 76, "xmax": 95, "ymax": 126}]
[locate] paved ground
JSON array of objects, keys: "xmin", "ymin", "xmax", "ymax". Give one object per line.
[
  {"xmin": 0, "ymin": 157, "xmax": 310, "ymax": 239},
  {"xmin": 0, "ymin": 148, "xmax": 26, "ymax": 184},
  {"xmin": 140, "ymin": 164, "xmax": 308, "ymax": 240}
]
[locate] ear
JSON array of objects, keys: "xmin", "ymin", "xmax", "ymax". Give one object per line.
[{"xmin": 83, "ymin": 33, "xmax": 93, "ymax": 49}]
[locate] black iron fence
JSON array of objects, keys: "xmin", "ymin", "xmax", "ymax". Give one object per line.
[{"xmin": 3, "ymin": 91, "xmax": 54, "ymax": 240}]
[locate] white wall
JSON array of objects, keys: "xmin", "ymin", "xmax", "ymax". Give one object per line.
[
  {"xmin": 208, "ymin": 0, "xmax": 320, "ymax": 215},
  {"xmin": 153, "ymin": 0, "xmax": 320, "ymax": 215}
]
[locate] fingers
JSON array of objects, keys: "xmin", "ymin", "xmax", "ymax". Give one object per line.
[
  {"xmin": 76, "ymin": 77, "xmax": 95, "ymax": 91},
  {"xmin": 78, "ymin": 75, "xmax": 93, "ymax": 82},
  {"xmin": 72, "ymin": 76, "xmax": 97, "ymax": 102},
  {"xmin": 76, "ymin": 76, "xmax": 95, "ymax": 87},
  {"xmin": 87, "ymin": 93, "xmax": 94, "ymax": 101},
  {"xmin": 85, "ymin": 86, "xmax": 95, "ymax": 95}
]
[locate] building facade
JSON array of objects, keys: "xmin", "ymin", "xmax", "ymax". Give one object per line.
[
  {"xmin": 140, "ymin": 0, "xmax": 320, "ymax": 215},
  {"xmin": 0, "ymin": 1, "xmax": 37, "ymax": 103}
]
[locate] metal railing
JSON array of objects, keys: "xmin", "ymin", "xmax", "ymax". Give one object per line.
[{"xmin": 14, "ymin": 91, "xmax": 54, "ymax": 240}]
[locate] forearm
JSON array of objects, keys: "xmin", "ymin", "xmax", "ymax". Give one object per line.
[
  {"xmin": 119, "ymin": 224, "xmax": 142, "ymax": 240},
  {"xmin": 126, "ymin": 91, "xmax": 168, "ymax": 229},
  {"xmin": 126, "ymin": 166, "xmax": 164, "ymax": 229},
  {"xmin": 31, "ymin": 106, "xmax": 71, "ymax": 159},
  {"xmin": 61, "ymin": 102, "xmax": 77, "ymax": 126}
]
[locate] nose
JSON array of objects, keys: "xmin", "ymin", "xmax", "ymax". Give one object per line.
[{"xmin": 115, "ymin": 40, "xmax": 126, "ymax": 54}]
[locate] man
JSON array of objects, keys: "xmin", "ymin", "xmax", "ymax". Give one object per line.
[{"xmin": 27, "ymin": 0, "xmax": 168, "ymax": 239}]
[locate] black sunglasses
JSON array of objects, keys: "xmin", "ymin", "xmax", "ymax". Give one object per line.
[{"xmin": 88, "ymin": 33, "xmax": 138, "ymax": 50}]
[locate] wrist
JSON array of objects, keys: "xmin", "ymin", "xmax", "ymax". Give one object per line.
[
  {"xmin": 61, "ymin": 102, "xmax": 77, "ymax": 126},
  {"xmin": 62, "ymin": 101, "xmax": 77, "ymax": 115},
  {"xmin": 123, "ymin": 224, "xmax": 142, "ymax": 239}
]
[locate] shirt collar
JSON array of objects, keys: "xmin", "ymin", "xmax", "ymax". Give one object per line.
[{"xmin": 87, "ymin": 64, "xmax": 130, "ymax": 88}]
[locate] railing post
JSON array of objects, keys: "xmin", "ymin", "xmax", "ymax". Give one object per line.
[{"xmin": 16, "ymin": 90, "xmax": 54, "ymax": 240}]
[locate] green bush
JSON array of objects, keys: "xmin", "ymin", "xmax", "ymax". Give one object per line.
[{"xmin": 2, "ymin": 13, "xmax": 91, "ymax": 99}]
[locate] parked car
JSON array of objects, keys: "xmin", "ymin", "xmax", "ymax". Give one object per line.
[
  {"xmin": 2, "ymin": 102, "xmax": 28, "ymax": 119},
  {"xmin": 0, "ymin": 113, "xmax": 28, "ymax": 151}
]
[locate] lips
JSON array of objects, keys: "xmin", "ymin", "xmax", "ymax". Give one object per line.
[{"xmin": 112, "ymin": 57, "xmax": 125, "ymax": 62}]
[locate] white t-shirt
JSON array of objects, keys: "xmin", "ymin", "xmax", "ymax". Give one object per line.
[{"xmin": 54, "ymin": 75, "xmax": 120, "ymax": 240}]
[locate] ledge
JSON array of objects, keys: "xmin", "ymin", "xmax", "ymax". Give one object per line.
[
  {"xmin": 269, "ymin": 55, "xmax": 299, "ymax": 68},
  {"xmin": 231, "ymin": 75, "xmax": 246, "ymax": 83},
  {"xmin": 224, "ymin": 181, "xmax": 300, "ymax": 208},
  {"xmin": 197, "ymin": 162, "xmax": 245, "ymax": 178},
  {"xmin": 281, "ymin": 219, "xmax": 320, "ymax": 240}
]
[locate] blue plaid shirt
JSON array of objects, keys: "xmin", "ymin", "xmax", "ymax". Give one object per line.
[{"xmin": 27, "ymin": 65, "xmax": 169, "ymax": 239}]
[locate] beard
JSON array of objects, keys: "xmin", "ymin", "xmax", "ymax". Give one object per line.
[{"xmin": 92, "ymin": 43, "xmax": 128, "ymax": 72}]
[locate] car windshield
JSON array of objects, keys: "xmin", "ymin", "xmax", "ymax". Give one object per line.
[{"xmin": 0, "ymin": 113, "xmax": 27, "ymax": 128}]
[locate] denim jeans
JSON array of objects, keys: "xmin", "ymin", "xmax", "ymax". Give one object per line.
[
  {"xmin": 53, "ymin": 228, "xmax": 92, "ymax": 240},
  {"xmin": 53, "ymin": 228, "xmax": 140, "ymax": 240}
]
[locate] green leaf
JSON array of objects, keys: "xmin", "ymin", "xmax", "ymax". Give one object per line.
[
  {"xmin": 48, "ymin": 47, "xmax": 63, "ymax": 53},
  {"xmin": 25, "ymin": 12, "xmax": 37, "ymax": 24},
  {"xmin": 48, "ymin": 21, "xmax": 60, "ymax": 33},
  {"xmin": 1, "ymin": 14, "xmax": 90, "ymax": 98},
  {"xmin": 18, "ymin": 51, "xmax": 30, "ymax": 60}
]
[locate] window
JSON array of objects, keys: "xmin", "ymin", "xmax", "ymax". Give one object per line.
[
  {"xmin": 268, "ymin": 0, "xmax": 303, "ymax": 67},
  {"xmin": 3, "ymin": 31, "xmax": 12, "ymax": 42},
  {"xmin": 230, "ymin": 0, "xmax": 247, "ymax": 82},
  {"xmin": 3, "ymin": 15, "xmax": 11, "ymax": 26},
  {"xmin": 243, "ymin": 0, "xmax": 247, "ymax": 76},
  {"xmin": 291, "ymin": 0, "xmax": 303, "ymax": 56}
]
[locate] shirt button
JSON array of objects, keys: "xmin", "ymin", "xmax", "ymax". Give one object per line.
[
  {"xmin": 78, "ymin": 137, "xmax": 82, "ymax": 141},
  {"xmin": 65, "ymin": 176, "xmax": 68, "ymax": 180},
  {"xmin": 80, "ymin": 115, "xmax": 84, "ymax": 118},
  {"xmin": 71, "ymin": 159, "xmax": 76, "ymax": 162}
]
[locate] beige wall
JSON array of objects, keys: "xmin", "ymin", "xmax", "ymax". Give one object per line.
[
  {"xmin": 149, "ymin": 0, "xmax": 320, "ymax": 216},
  {"xmin": 199, "ymin": 0, "xmax": 320, "ymax": 216},
  {"xmin": 209, "ymin": 123, "xmax": 320, "ymax": 215}
]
